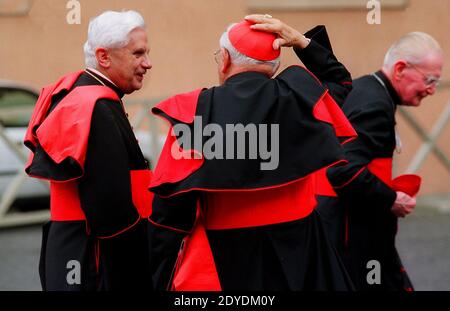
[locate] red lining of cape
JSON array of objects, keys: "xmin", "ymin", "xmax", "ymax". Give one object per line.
[{"xmin": 24, "ymin": 71, "xmax": 84, "ymax": 149}]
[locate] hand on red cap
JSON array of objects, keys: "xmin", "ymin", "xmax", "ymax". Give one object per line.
[{"xmin": 244, "ymin": 14, "xmax": 310, "ymax": 50}]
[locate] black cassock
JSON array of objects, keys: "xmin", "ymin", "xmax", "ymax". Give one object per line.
[
  {"xmin": 148, "ymin": 26, "xmax": 356, "ymax": 291},
  {"xmin": 25, "ymin": 69, "xmax": 152, "ymax": 290},
  {"xmin": 326, "ymin": 71, "xmax": 414, "ymax": 291}
]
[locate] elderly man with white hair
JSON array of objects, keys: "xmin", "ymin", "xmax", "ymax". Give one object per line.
[
  {"xmin": 24, "ymin": 10, "xmax": 153, "ymax": 290},
  {"xmin": 323, "ymin": 32, "xmax": 444, "ymax": 290}
]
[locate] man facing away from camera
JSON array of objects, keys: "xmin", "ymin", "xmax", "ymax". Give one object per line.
[{"xmin": 147, "ymin": 14, "xmax": 357, "ymax": 291}]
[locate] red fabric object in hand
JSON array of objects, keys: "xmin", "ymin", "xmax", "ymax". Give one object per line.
[{"xmin": 392, "ymin": 174, "xmax": 421, "ymax": 197}]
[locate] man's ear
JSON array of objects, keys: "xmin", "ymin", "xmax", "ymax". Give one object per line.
[
  {"xmin": 393, "ymin": 60, "xmax": 408, "ymax": 81},
  {"xmin": 221, "ymin": 48, "xmax": 231, "ymax": 73},
  {"xmin": 95, "ymin": 48, "xmax": 110, "ymax": 69}
]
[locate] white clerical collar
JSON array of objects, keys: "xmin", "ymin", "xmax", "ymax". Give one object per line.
[{"xmin": 87, "ymin": 67, "xmax": 119, "ymax": 88}]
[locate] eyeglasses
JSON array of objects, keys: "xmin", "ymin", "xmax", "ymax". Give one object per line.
[
  {"xmin": 407, "ymin": 62, "xmax": 441, "ymax": 87},
  {"xmin": 213, "ymin": 49, "xmax": 221, "ymax": 64}
]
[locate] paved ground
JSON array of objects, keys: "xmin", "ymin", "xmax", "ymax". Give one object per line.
[
  {"xmin": 0, "ymin": 224, "xmax": 41, "ymax": 290},
  {"xmin": 0, "ymin": 205, "xmax": 449, "ymax": 291},
  {"xmin": 397, "ymin": 205, "xmax": 450, "ymax": 290}
]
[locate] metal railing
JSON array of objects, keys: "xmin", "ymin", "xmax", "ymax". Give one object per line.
[
  {"xmin": 396, "ymin": 97, "xmax": 450, "ymax": 205},
  {"xmin": 398, "ymin": 102, "xmax": 450, "ymax": 174},
  {"xmin": 0, "ymin": 122, "xmax": 50, "ymax": 227}
]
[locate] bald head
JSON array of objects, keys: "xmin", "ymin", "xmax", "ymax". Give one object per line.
[
  {"xmin": 383, "ymin": 32, "xmax": 443, "ymax": 71},
  {"xmin": 381, "ymin": 32, "xmax": 444, "ymax": 107}
]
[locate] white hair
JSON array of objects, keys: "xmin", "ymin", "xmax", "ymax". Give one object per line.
[
  {"xmin": 84, "ymin": 10, "xmax": 146, "ymax": 68},
  {"xmin": 219, "ymin": 23, "xmax": 280, "ymax": 71},
  {"xmin": 383, "ymin": 32, "xmax": 442, "ymax": 70}
]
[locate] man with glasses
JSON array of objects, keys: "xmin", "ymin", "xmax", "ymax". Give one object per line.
[{"xmin": 322, "ymin": 32, "xmax": 444, "ymax": 290}]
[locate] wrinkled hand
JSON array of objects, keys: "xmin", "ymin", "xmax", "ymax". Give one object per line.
[
  {"xmin": 244, "ymin": 14, "xmax": 310, "ymax": 50},
  {"xmin": 391, "ymin": 191, "xmax": 416, "ymax": 218}
]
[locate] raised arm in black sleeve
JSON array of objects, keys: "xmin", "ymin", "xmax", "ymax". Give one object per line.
[{"xmin": 294, "ymin": 25, "xmax": 352, "ymax": 106}]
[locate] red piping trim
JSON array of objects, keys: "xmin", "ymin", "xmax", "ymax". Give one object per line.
[
  {"xmin": 156, "ymin": 159, "xmax": 348, "ymax": 198},
  {"xmin": 285, "ymin": 65, "xmax": 352, "ymax": 88},
  {"xmin": 313, "ymin": 91, "xmax": 327, "ymax": 114},
  {"xmin": 341, "ymin": 137, "xmax": 356, "ymax": 145},
  {"xmin": 85, "ymin": 222, "xmax": 91, "ymax": 236},
  {"xmin": 341, "ymin": 136, "xmax": 357, "ymax": 145},
  {"xmin": 344, "ymin": 208, "xmax": 349, "ymax": 248},
  {"xmin": 322, "ymin": 159, "xmax": 348, "ymax": 171},
  {"xmin": 147, "ymin": 217, "xmax": 191, "ymax": 235},
  {"xmin": 286, "ymin": 64, "xmax": 323, "ymax": 85},
  {"xmin": 25, "ymin": 165, "xmax": 84, "ymax": 183},
  {"xmin": 97, "ymin": 216, "xmax": 140, "ymax": 239},
  {"xmin": 95, "ymin": 239, "xmax": 100, "ymax": 274},
  {"xmin": 166, "ymin": 205, "xmax": 200, "ymax": 284},
  {"xmin": 169, "ymin": 236, "xmax": 189, "ymax": 291},
  {"xmin": 334, "ymin": 166, "xmax": 366, "ymax": 189}
]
